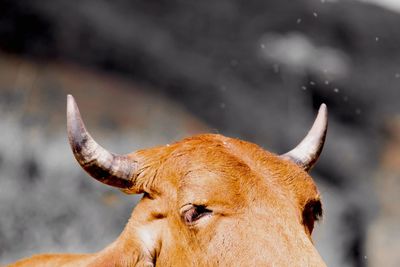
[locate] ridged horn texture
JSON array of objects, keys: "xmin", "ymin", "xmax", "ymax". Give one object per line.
[
  {"xmin": 67, "ymin": 94, "xmax": 137, "ymax": 189},
  {"xmin": 280, "ymin": 104, "xmax": 328, "ymax": 172}
]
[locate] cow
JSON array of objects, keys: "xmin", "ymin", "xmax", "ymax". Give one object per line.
[{"xmin": 9, "ymin": 94, "xmax": 328, "ymax": 266}]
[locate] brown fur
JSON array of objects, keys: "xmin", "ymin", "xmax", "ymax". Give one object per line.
[{"xmin": 9, "ymin": 134, "xmax": 326, "ymax": 266}]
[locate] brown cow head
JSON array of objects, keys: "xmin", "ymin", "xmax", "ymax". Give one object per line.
[{"xmin": 67, "ymin": 95, "xmax": 327, "ymax": 266}]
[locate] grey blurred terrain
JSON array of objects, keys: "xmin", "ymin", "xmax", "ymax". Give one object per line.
[
  {"xmin": 0, "ymin": 0, "xmax": 400, "ymax": 266},
  {"xmin": 0, "ymin": 56, "xmax": 208, "ymax": 264}
]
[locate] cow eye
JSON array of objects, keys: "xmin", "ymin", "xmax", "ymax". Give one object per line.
[
  {"xmin": 180, "ymin": 204, "xmax": 212, "ymax": 225},
  {"xmin": 302, "ymin": 200, "xmax": 323, "ymax": 234}
]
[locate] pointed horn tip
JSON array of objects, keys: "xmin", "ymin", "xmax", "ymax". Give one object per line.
[
  {"xmin": 67, "ymin": 94, "xmax": 76, "ymax": 109},
  {"xmin": 316, "ymin": 103, "xmax": 328, "ymax": 126},
  {"xmin": 66, "ymin": 94, "xmax": 86, "ymax": 142},
  {"xmin": 66, "ymin": 94, "xmax": 81, "ymax": 119},
  {"xmin": 319, "ymin": 103, "xmax": 328, "ymax": 115},
  {"xmin": 67, "ymin": 94, "xmax": 75, "ymax": 105}
]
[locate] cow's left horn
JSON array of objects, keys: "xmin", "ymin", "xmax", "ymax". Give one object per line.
[
  {"xmin": 67, "ymin": 95, "xmax": 138, "ymax": 189},
  {"xmin": 280, "ymin": 104, "xmax": 328, "ymax": 171}
]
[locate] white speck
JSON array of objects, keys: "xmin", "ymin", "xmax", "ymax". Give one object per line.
[
  {"xmin": 296, "ymin": 18, "xmax": 302, "ymax": 24},
  {"xmin": 333, "ymin": 88, "xmax": 339, "ymax": 93},
  {"xmin": 355, "ymin": 108, "xmax": 361, "ymax": 115},
  {"xmin": 395, "ymin": 73, "xmax": 400, "ymax": 78},
  {"xmin": 313, "ymin": 12, "xmax": 318, "ymax": 17},
  {"xmin": 166, "ymin": 144, "xmax": 170, "ymax": 147},
  {"xmin": 301, "ymin": 86, "xmax": 307, "ymax": 90},
  {"xmin": 375, "ymin": 37, "xmax": 379, "ymax": 41},
  {"xmin": 325, "ymin": 80, "xmax": 330, "ymax": 85},
  {"xmin": 260, "ymin": 43, "xmax": 265, "ymax": 49},
  {"xmin": 310, "ymin": 81, "xmax": 316, "ymax": 85},
  {"xmin": 220, "ymin": 103, "xmax": 226, "ymax": 109},
  {"xmin": 321, "ymin": 0, "xmax": 326, "ymax": 3}
]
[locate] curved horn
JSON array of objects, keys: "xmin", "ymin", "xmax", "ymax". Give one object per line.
[
  {"xmin": 280, "ymin": 104, "xmax": 328, "ymax": 171},
  {"xmin": 67, "ymin": 94, "xmax": 138, "ymax": 189}
]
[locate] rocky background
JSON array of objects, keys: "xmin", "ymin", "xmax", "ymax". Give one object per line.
[{"xmin": 0, "ymin": 1, "xmax": 400, "ymax": 266}]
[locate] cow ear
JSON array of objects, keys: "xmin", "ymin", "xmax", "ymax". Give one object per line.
[{"xmin": 280, "ymin": 104, "xmax": 328, "ymax": 171}]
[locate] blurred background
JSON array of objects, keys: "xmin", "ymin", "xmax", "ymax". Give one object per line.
[{"xmin": 0, "ymin": 0, "xmax": 400, "ymax": 266}]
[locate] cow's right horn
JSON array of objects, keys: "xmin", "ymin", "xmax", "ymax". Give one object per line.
[
  {"xmin": 67, "ymin": 95, "xmax": 138, "ymax": 190},
  {"xmin": 280, "ymin": 104, "xmax": 328, "ymax": 171}
]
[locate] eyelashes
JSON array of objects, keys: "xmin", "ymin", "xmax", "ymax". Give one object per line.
[{"xmin": 181, "ymin": 204, "xmax": 212, "ymax": 225}]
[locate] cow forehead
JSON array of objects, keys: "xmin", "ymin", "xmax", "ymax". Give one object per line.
[
  {"xmin": 156, "ymin": 134, "xmax": 319, "ymax": 207},
  {"xmin": 177, "ymin": 160, "xmax": 252, "ymax": 209}
]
